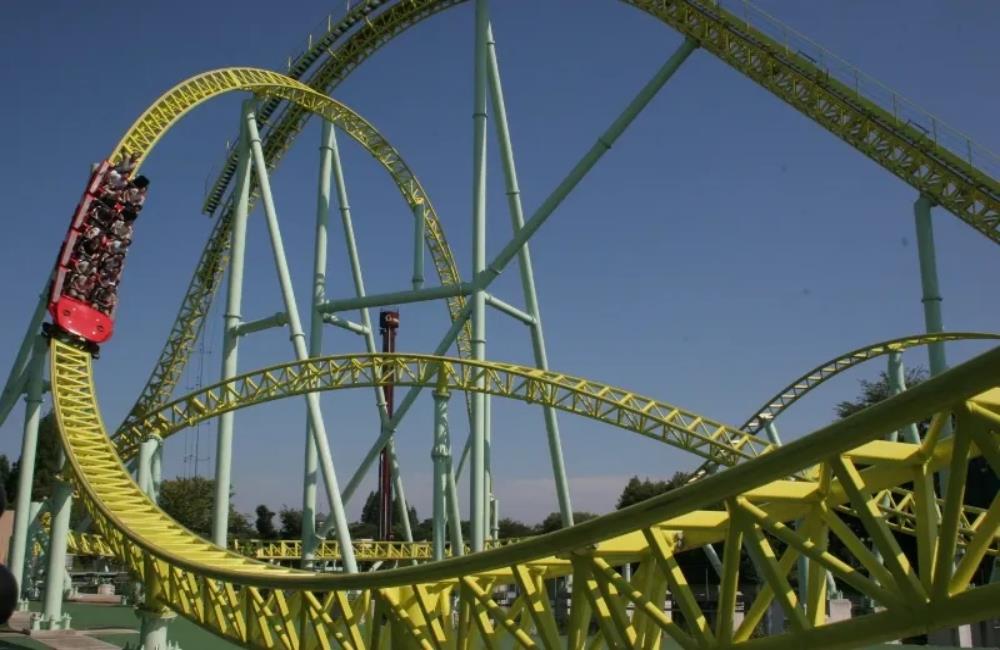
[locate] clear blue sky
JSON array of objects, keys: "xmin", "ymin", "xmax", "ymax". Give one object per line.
[{"xmin": 1, "ymin": 1, "xmax": 998, "ymax": 524}]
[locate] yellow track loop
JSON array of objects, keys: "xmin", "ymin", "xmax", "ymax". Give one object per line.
[
  {"xmin": 52, "ymin": 334, "xmax": 1000, "ymax": 647},
  {"xmin": 122, "ymin": 0, "xmax": 1000, "ymax": 484},
  {"xmin": 114, "ymin": 66, "xmax": 469, "ymax": 438},
  {"xmin": 114, "ymin": 354, "xmax": 771, "ymax": 464},
  {"xmin": 742, "ymin": 332, "xmax": 1000, "ymax": 434},
  {"xmin": 51, "ymin": 341, "xmax": 299, "ymax": 577}
]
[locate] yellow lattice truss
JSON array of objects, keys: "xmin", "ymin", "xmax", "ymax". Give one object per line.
[
  {"xmin": 32, "ymin": 3, "xmax": 1000, "ymax": 643},
  {"xmin": 51, "ymin": 336, "xmax": 1000, "ymax": 648}
]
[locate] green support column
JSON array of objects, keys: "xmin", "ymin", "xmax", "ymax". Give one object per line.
[
  {"xmin": 245, "ymin": 108, "xmax": 358, "ymax": 574},
  {"xmin": 484, "ymin": 394, "xmax": 492, "ymax": 539},
  {"xmin": 325, "ymin": 124, "xmax": 414, "ymax": 544},
  {"xmin": 0, "ymin": 287, "xmax": 48, "ymax": 426},
  {"xmin": 431, "ymin": 381, "xmax": 450, "ymax": 561},
  {"xmin": 887, "ymin": 351, "xmax": 920, "ymax": 443},
  {"xmin": 35, "ymin": 454, "xmax": 71, "ymax": 630},
  {"xmin": 212, "ymin": 99, "xmax": 255, "ymax": 548},
  {"xmin": 412, "ymin": 202, "xmax": 426, "ymax": 290},
  {"xmin": 8, "ymin": 335, "xmax": 46, "ymax": 597},
  {"xmin": 914, "ymin": 195, "xmax": 947, "ymax": 376},
  {"xmin": 470, "ymin": 0, "xmax": 490, "ymax": 553},
  {"xmin": 150, "ymin": 436, "xmax": 163, "ymax": 503},
  {"xmin": 137, "ymin": 435, "xmax": 158, "ymax": 496},
  {"xmin": 486, "ymin": 22, "xmax": 574, "ymax": 526},
  {"xmin": 302, "ymin": 120, "xmax": 336, "ymax": 569},
  {"xmin": 477, "ymin": 38, "xmax": 697, "ymax": 290}
]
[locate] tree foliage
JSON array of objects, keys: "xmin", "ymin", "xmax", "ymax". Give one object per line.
[
  {"xmin": 254, "ymin": 504, "xmax": 277, "ymax": 539},
  {"xmin": 616, "ymin": 472, "xmax": 692, "ymax": 510},
  {"xmin": 5, "ymin": 412, "xmax": 64, "ymax": 504},
  {"xmin": 834, "ymin": 368, "xmax": 927, "ymax": 419},
  {"xmin": 535, "ymin": 511, "xmax": 597, "ymax": 534},
  {"xmin": 159, "ymin": 476, "xmax": 250, "ymax": 538},
  {"xmin": 279, "ymin": 507, "xmax": 303, "ymax": 540}
]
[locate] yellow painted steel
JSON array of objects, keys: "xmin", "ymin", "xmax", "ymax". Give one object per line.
[
  {"xmin": 114, "ymin": 66, "xmax": 470, "ymax": 441},
  {"xmin": 50, "ymin": 333, "xmax": 1000, "ymax": 647},
  {"xmin": 126, "ymin": 0, "xmax": 1000, "ymax": 482},
  {"xmin": 31, "ymin": 8, "xmax": 1000, "ymax": 643},
  {"xmin": 115, "ymin": 353, "xmax": 772, "ymax": 465},
  {"xmin": 742, "ymin": 332, "xmax": 1000, "ymax": 434}
]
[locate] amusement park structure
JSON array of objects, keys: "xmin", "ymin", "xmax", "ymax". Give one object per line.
[{"xmin": 1, "ymin": 0, "xmax": 999, "ymax": 648}]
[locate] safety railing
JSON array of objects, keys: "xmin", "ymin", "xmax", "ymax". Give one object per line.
[{"xmin": 713, "ymin": 0, "xmax": 1000, "ymax": 181}]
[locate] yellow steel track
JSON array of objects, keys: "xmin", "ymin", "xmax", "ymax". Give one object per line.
[
  {"xmin": 126, "ymin": 0, "xmax": 1000, "ymax": 462},
  {"xmin": 741, "ymin": 332, "xmax": 1000, "ymax": 435},
  {"xmin": 51, "ymin": 336, "xmax": 1000, "ymax": 647},
  {"xmin": 36, "ymin": 4, "xmax": 1000, "ymax": 643}
]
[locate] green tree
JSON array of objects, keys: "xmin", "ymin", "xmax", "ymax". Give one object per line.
[
  {"xmin": 834, "ymin": 367, "xmax": 927, "ymax": 419},
  {"xmin": 159, "ymin": 476, "xmax": 247, "ymax": 538},
  {"xmin": 7, "ymin": 412, "xmax": 63, "ymax": 503},
  {"xmin": 0, "ymin": 455, "xmax": 13, "ymax": 511},
  {"xmin": 254, "ymin": 504, "xmax": 277, "ymax": 539},
  {"xmin": 360, "ymin": 491, "xmax": 379, "ymax": 528},
  {"xmin": 279, "ymin": 507, "xmax": 303, "ymax": 540},
  {"xmin": 535, "ymin": 511, "xmax": 598, "ymax": 534},
  {"xmin": 497, "ymin": 517, "xmax": 533, "ymax": 539},
  {"xmin": 616, "ymin": 472, "xmax": 692, "ymax": 510}
]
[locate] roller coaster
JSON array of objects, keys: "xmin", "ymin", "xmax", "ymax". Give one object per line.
[{"xmin": 3, "ymin": 1, "xmax": 999, "ymax": 648}]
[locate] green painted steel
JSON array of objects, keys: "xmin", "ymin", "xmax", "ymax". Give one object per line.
[
  {"xmin": 0, "ymin": 286, "xmax": 48, "ymax": 426},
  {"xmin": 470, "ymin": 0, "xmax": 490, "ymax": 552},
  {"xmin": 323, "ymin": 123, "xmax": 415, "ymax": 544},
  {"xmin": 914, "ymin": 196, "xmax": 948, "ymax": 376},
  {"xmin": 475, "ymin": 37, "xmax": 698, "ymax": 292},
  {"xmin": 887, "ymin": 350, "xmax": 920, "ymax": 443},
  {"xmin": 212, "ymin": 100, "xmax": 255, "ymax": 548},
  {"xmin": 40, "ymin": 455, "xmax": 72, "ymax": 629},
  {"xmin": 412, "ymin": 202, "xmax": 426, "ymax": 290},
  {"xmin": 246, "ymin": 110, "xmax": 359, "ymax": 573},
  {"xmin": 137, "ymin": 436, "xmax": 157, "ymax": 497},
  {"xmin": 8, "ymin": 336, "xmax": 47, "ymax": 593},
  {"xmin": 233, "ymin": 312, "xmax": 288, "ymax": 336},
  {"xmin": 321, "ymin": 313, "xmax": 368, "ymax": 334},
  {"xmin": 486, "ymin": 22, "xmax": 574, "ymax": 528},
  {"xmin": 319, "ymin": 283, "xmax": 472, "ymax": 313},
  {"xmin": 302, "ymin": 119, "xmax": 336, "ymax": 568}
]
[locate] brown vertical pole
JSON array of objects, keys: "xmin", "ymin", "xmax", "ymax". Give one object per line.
[{"xmin": 378, "ymin": 310, "xmax": 399, "ymax": 540}]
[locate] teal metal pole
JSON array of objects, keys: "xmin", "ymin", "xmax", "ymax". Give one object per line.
[
  {"xmin": 321, "ymin": 313, "xmax": 369, "ymax": 335},
  {"xmin": 431, "ymin": 383, "xmax": 450, "ymax": 561},
  {"xmin": 150, "ymin": 436, "xmax": 162, "ymax": 503},
  {"xmin": 319, "ymin": 283, "xmax": 472, "ymax": 313},
  {"xmin": 301, "ymin": 119, "xmax": 336, "ymax": 569},
  {"xmin": 137, "ymin": 436, "xmax": 157, "ymax": 496},
  {"xmin": 39, "ymin": 453, "xmax": 71, "ymax": 630},
  {"xmin": 887, "ymin": 351, "xmax": 920, "ymax": 443},
  {"xmin": 326, "ymin": 125, "xmax": 414, "ymax": 544},
  {"xmin": 211, "ymin": 99, "xmax": 255, "ymax": 548},
  {"xmin": 763, "ymin": 420, "xmax": 782, "ymax": 446},
  {"xmin": 483, "ymin": 293, "xmax": 535, "ymax": 325},
  {"xmin": 0, "ymin": 286, "xmax": 48, "ymax": 426},
  {"xmin": 412, "ymin": 202, "xmax": 426, "ymax": 290},
  {"xmin": 478, "ymin": 38, "xmax": 697, "ymax": 289},
  {"xmin": 446, "ymin": 458, "xmax": 465, "ymax": 555},
  {"xmin": 245, "ymin": 110, "xmax": 358, "ymax": 574},
  {"xmin": 487, "ymin": 22, "xmax": 574, "ymax": 527},
  {"xmin": 233, "ymin": 312, "xmax": 288, "ymax": 336},
  {"xmin": 470, "ymin": 0, "xmax": 490, "ymax": 553},
  {"xmin": 484, "ymin": 394, "xmax": 492, "ymax": 540},
  {"xmin": 9, "ymin": 335, "xmax": 46, "ymax": 596},
  {"xmin": 491, "ymin": 495, "xmax": 499, "ymax": 540},
  {"xmin": 914, "ymin": 195, "xmax": 947, "ymax": 376},
  {"xmin": 338, "ymin": 301, "xmax": 470, "ymax": 504},
  {"xmin": 329, "ymin": 42, "xmax": 699, "ymax": 508}
]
